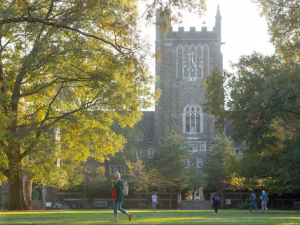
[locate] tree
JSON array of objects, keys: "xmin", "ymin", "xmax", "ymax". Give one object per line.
[
  {"xmin": 0, "ymin": 0, "xmax": 153, "ymax": 210},
  {"xmin": 187, "ymin": 166, "xmax": 203, "ymax": 200},
  {"xmin": 204, "ymin": 67, "xmax": 226, "ymax": 131},
  {"xmin": 150, "ymin": 129, "xmax": 191, "ymax": 208},
  {"xmin": 126, "ymin": 155, "xmax": 150, "ymax": 207},
  {"xmin": 0, "ymin": 0, "xmax": 207, "ymax": 210},
  {"xmin": 205, "ymin": 52, "xmax": 300, "ymax": 194},
  {"xmin": 126, "ymin": 156, "xmax": 150, "ymax": 193},
  {"xmin": 109, "ymin": 125, "xmax": 141, "ymax": 165},
  {"xmin": 255, "ymin": 0, "xmax": 300, "ymax": 62},
  {"xmin": 203, "ymin": 0, "xmax": 300, "ymax": 196},
  {"xmin": 202, "ymin": 133, "xmax": 236, "ymax": 206}
]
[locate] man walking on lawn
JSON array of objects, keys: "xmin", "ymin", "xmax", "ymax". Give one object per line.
[
  {"xmin": 260, "ymin": 190, "xmax": 269, "ymax": 213},
  {"xmin": 249, "ymin": 190, "xmax": 259, "ymax": 214}
]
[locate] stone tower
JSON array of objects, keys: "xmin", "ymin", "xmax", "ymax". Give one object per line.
[{"xmin": 154, "ymin": 6, "xmax": 223, "ymax": 168}]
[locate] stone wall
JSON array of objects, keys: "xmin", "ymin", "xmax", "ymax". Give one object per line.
[{"xmin": 1, "ymin": 181, "xmax": 10, "ymax": 209}]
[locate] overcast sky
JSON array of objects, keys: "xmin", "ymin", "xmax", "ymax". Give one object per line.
[{"xmin": 140, "ymin": 0, "xmax": 276, "ymax": 110}]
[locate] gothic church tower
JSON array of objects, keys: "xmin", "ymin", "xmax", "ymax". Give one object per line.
[{"xmin": 154, "ymin": 6, "xmax": 223, "ymax": 168}]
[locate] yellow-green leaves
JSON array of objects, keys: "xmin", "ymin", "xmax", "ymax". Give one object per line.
[{"xmin": 0, "ymin": 0, "xmax": 156, "ymax": 189}]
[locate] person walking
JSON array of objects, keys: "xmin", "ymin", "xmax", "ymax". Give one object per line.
[
  {"xmin": 249, "ymin": 190, "xmax": 259, "ymax": 214},
  {"xmin": 151, "ymin": 192, "xmax": 158, "ymax": 212},
  {"xmin": 27, "ymin": 197, "xmax": 32, "ymax": 210},
  {"xmin": 195, "ymin": 190, "xmax": 200, "ymax": 200},
  {"xmin": 260, "ymin": 190, "xmax": 269, "ymax": 213},
  {"xmin": 211, "ymin": 193, "xmax": 219, "ymax": 213},
  {"xmin": 112, "ymin": 172, "xmax": 132, "ymax": 222}
]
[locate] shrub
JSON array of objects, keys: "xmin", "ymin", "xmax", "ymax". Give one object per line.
[
  {"xmin": 156, "ymin": 201, "xmax": 163, "ymax": 209},
  {"xmin": 32, "ymin": 188, "xmax": 39, "ymax": 200},
  {"xmin": 236, "ymin": 202, "xmax": 250, "ymax": 209},
  {"xmin": 219, "ymin": 205, "xmax": 228, "ymax": 209},
  {"xmin": 3, "ymin": 200, "xmax": 10, "ymax": 209},
  {"xmin": 139, "ymin": 203, "xmax": 147, "ymax": 209}
]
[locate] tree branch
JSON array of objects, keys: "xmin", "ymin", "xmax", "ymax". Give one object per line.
[
  {"xmin": 136, "ymin": 0, "xmax": 157, "ymax": 20},
  {"xmin": 20, "ymin": 94, "xmax": 106, "ymax": 158},
  {"xmin": 38, "ymin": 83, "xmax": 64, "ymax": 130},
  {"xmin": 20, "ymin": 78, "xmax": 59, "ymax": 97},
  {"xmin": 0, "ymin": 17, "xmax": 132, "ymax": 55},
  {"xmin": 0, "ymin": 165, "xmax": 9, "ymax": 177},
  {"xmin": 287, "ymin": 110, "xmax": 300, "ymax": 116},
  {"xmin": 21, "ymin": 105, "xmax": 47, "ymax": 120}
]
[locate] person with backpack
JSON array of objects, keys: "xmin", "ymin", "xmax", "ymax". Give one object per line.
[
  {"xmin": 211, "ymin": 193, "xmax": 220, "ymax": 213},
  {"xmin": 112, "ymin": 172, "xmax": 132, "ymax": 222},
  {"xmin": 151, "ymin": 192, "xmax": 158, "ymax": 212},
  {"xmin": 249, "ymin": 190, "xmax": 259, "ymax": 214},
  {"xmin": 195, "ymin": 190, "xmax": 200, "ymax": 200}
]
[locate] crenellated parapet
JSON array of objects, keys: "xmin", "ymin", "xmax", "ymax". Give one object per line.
[
  {"xmin": 157, "ymin": 5, "xmax": 222, "ymax": 41},
  {"xmin": 164, "ymin": 26, "xmax": 220, "ymax": 40}
]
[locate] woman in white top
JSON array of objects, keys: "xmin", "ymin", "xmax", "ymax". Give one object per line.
[{"xmin": 151, "ymin": 192, "xmax": 158, "ymax": 212}]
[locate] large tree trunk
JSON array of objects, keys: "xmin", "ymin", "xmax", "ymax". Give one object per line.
[
  {"xmin": 239, "ymin": 190, "xmax": 243, "ymax": 204},
  {"xmin": 24, "ymin": 177, "xmax": 33, "ymax": 201},
  {"xmin": 169, "ymin": 193, "xmax": 172, "ymax": 209},
  {"xmin": 8, "ymin": 161, "xmax": 28, "ymax": 210},
  {"xmin": 192, "ymin": 188, "xmax": 195, "ymax": 200}
]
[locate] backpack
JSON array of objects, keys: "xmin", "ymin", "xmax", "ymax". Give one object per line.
[
  {"xmin": 215, "ymin": 196, "xmax": 220, "ymax": 202},
  {"xmin": 121, "ymin": 181, "xmax": 129, "ymax": 196},
  {"xmin": 250, "ymin": 193, "xmax": 257, "ymax": 201}
]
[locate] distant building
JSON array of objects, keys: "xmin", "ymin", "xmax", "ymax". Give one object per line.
[
  {"xmin": 109, "ymin": 6, "xmax": 246, "ymax": 175},
  {"xmin": 132, "ymin": 6, "xmax": 224, "ymax": 169}
]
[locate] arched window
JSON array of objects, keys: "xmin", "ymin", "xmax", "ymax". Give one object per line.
[{"xmin": 183, "ymin": 104, "xmax": 203, "ymax": 133}]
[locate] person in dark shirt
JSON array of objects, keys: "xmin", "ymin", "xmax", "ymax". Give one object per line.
[
  {"xmin": 195, "ymin": 190, "xmax": 200, "ymax": 200},
  {"xmin": 211, "ymin": 193, "xmax": 219, "ymax": 213},
  {"xmin": 249, "ymin": 190, "xmax": 259, "ymax": 213}
]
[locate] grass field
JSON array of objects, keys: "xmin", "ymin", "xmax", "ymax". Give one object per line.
[{"xmin": 0, "ymin": 209, "xmax": 300, "ymax": 224}]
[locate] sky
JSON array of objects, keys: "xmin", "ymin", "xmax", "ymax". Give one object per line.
[{"xmin": 140, "ymin": 0, "xmax": 276, "ymax": 110}]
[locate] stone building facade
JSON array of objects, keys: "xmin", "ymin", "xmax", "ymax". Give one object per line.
[{"xmin": 135, "ymin": 6, "xmax": 224, "ymax": 168}]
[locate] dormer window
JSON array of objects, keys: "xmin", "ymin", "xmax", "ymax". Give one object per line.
[
  {"xmin": 148, "ymin": 148, "xmax": 154, "ymax": 158},
  {"xmin": 196, "ymin": 158, "xmax": 203, "ymax": 168},
  {"xmin": 235, "ymin": 149, "xmax": 243, "ymax": 155}
]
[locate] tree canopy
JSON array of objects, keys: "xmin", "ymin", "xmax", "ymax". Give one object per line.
[
  {"xmin": 0, "ymin": 0, "xmax": 207, "ymax": 210},
  {"xmin": 204, "ymin": 0, "xmax": 300, "ymax": 194},
  {"xmin": 150, "ymin": 129, "xmax": 190, "ymax": 208},
  {"xmin": 202, "ymin": 133, "xmax": 236, "ymax": 204},
  {"xmin": 255, "ymin": 0, "xmax": 300, "ymax": 61}
]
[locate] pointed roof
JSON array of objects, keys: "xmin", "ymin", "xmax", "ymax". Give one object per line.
[{"xmin": 216, "ymin": 5, "xmax": 221, "ymax": 18}]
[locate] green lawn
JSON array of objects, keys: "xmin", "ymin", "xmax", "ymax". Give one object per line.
[{"xmin": 0, "ymin": 209, "xmax": 299, "ymax": 224}]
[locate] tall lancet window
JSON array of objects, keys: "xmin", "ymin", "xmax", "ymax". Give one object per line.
[{"xmin": 183, "ymin": 104, "xmax": 203, "ymax": 134}]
